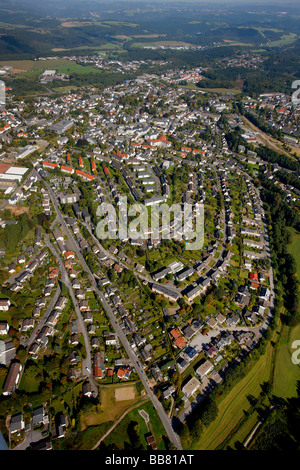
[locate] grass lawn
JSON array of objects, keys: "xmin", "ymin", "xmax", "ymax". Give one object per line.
[
  {"xmin": 18, "ymin": 372, "xmax": 41, "ymax": 393},
  {"xmin": 193, "ymin": 86, "xmax": 242, "ymax": 95},
  {"xmin": 272, "ymin": 323, "xmax": 300, "ymax": 398},
  {"xmin": 272, "ymin": 229, "xmax": 300, "ymax": 397},
  {"xmin": 101, "ymin": 400, "xmax": 167, "ymax": 450},
  {"xmin": 80, "ymin": 384, "xmax": 142, "ymax": 430},
  {"xmin": 239, "ymin": 269, "xmax": 249, "ymax": 279},
  {"xmin": 53, "ymin": 420, "xmax": 113, "ymax": 450},
  {"xmin": 0, "ymin": 58, "xmax": 74, "ymax": 74},
  {"xmin": 267, "ymin": 32, "xmax": 298, "ymax": 47},
  {"xmin": 51, "ymin": 382, "xmax": 83, "ymax": 415},
  {"xmin": 55, "ymin": 63, "xmax": 103, "ymax": 75},
  {"xmin": 225, "ymin": 410, "xmax": 259, "ymax": 449},
  {"xmin": 288, "ymin": 229, "xmax": 300, "ymax": 280}
]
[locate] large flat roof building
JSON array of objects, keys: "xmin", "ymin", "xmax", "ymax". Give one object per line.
[
  {"xmin": 182, "ymin": 377, "xmax": 201, "ymax": 398},
  {"xmin": 196, "ymin": 360, "xmax": 214, "ymax": 379},
  {"xmin": 49, "ymin": 119, "xmax": 73, "ymax": 135}
]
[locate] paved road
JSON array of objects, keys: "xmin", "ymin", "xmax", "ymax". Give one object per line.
[
  {"xmin": 177, "ymin": 172, "xmax": 276, "ymax": 423},
  {"xmin": 14, "ymin": 428, "xmax": 44, "ymax": 451},
  {"xmin": 94, "ymin": 285, "xmax": 182, "ymax": 449},
  {"xmin": 41, "ymin": 166, "xmax": 274, "ymax": 449},
  {"xmin": 43, "ymin": 177, "xmax": 182, "ymax": 450},
  {"xmin": 21, "ymin": 285, "xmax": 61, "ymax": 348},
  {"xmin": 82, "ymin": 219, "xmax": 181, "ymax": 296},
  {"xmin": 44, "ymin": 234, "xmax": 94, "ymax": 388},
  {"xmin": 4, "ymin": 247, "xmax": 45, "ymax": 286}
]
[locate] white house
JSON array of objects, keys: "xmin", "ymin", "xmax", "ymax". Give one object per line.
[{"xmin": 0, "ymin": 299, "xmax": 11, "ymax": 311}]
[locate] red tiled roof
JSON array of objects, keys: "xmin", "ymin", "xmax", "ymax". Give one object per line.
[
  {"xmin": 170, "ymin": 329, "xmax": 181, "ymax": 339},
  {"xmin": 43, "ymin": 161, "xmax": 59, "ymax": 168},
  {"xmin": 75, "ymin": 169, "xmax": 95, "ymax": 180},
  {"xmin": 94, "ymin": 366, "xmax": 103, "ymax": 378},
  {"xmin": 0, "ymin": 163, "xmax": 11, "ymax": 174},
  {"xmin": 61, "ymin": 165, "xmax": 74, "ymax": 173},
  {"xmin": 174, "ymin": 337, "xmax": 187, "ymax": 348}
]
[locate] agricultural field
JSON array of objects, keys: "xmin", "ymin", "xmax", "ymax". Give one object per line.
[
  {"xmin": 0, "ymin": 57, "xmax": 121, "ymax": 78},
  {"xmin": 288, "ymin": 229, "xmax": 300, "ymax": 280},
  {"xmin": 272, "ymin": 324, "xmax": 300, "ymax": 399},
  {"xmin": 130, "ymin": 40, "xmax": 196, "ymax": 49},
  {"xmin": 271, "ymin": 229, "xmax": 300, "ymax": 398},
  {"xmin": 0, "ymin": 59, "xmax": 72, "ymax": 74},
  {"xmin": 193, "ymin": 332, "xmax": 277, "ymax": 450},
  {"xmin": 267, "ymin": 33, "xmax": 298, "ymax": 47}
]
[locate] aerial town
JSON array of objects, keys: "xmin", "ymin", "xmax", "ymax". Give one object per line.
[{"xmin": 0, "ymin": 4, "xmax": 299, "ymax": 453}]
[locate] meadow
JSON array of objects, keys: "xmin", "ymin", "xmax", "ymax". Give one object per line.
[
  {"xmin": 101, "ymin": 399, "xmax": 167, "ymax": 450},
  {"xmin": 80, "ymin": 384, "xmax": 142, "ymax": 430},
  {"xmin": 193, "ymin": 334, "xmax": 276, "ymax": 450}
]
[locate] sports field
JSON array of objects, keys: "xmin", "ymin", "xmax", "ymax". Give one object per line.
[
  {"xmin": 115, "ymin": 386, "xmax": 136, "ymax": 401},
  {"xmin": 80, "ymin": 385, "xmax": 141, "ymax": 430}
]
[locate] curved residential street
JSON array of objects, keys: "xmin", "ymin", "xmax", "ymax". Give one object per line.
[{"xmin": 42, "ymin": 176, "xmax": 183, "ymax": 450}]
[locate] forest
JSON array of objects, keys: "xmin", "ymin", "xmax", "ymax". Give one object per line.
[{"xmin": 250, "ymin": 383, "xmax": 300, "ymax": 450}]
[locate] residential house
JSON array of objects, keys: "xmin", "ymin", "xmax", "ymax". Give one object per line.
[
  {"xmin": 32, "ymin": 406, "xmax": 46, "ymax": 427},
  {"xmin": 82, "ymin": 382, "xmax": 93, "ymax": 398},
  {"xmin": 10, "ymin": 413, "xmax": 25, "ymax": 434},
  {"xmin": 182, "ymin": 377, "xmax": 201, "ymax": 398},
  {"xmin": 116, "ymin": 366, "xmax": 132, "ymax": 380},
  {"xmin": 0, "ymin": 322, "xmax": 9, "ymax": 336},
  {"xmin": 196, "ymin": 360, "xmax": 214, "ymax": 379},
  {"xmin": 162, "ymin": 385, "xmax": 176, "ymax": 399},
  {"xmin": 21, "ymin": 318, "xmax": 35, "ymax": 331},
  {"xmin": 94, "ymin": 351, "xmax": 106, "ymax": 379},
  {"xmin": 0, "ymin": 299, "xmax": 11, "ymax": 311}
]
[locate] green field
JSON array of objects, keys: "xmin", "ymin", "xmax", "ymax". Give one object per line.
[
  {"xmin": 0, "ymin": 58, "xmax": 114, "ymax": 77},
  {"xmin": 101, "ymin": 400, "xmax": 167, "ymax": 450},
  {"xmin": 267, "ymin": 33, "xmax": 298, "ymax": 47},
  {"xmin": 131, "ymin": 40, "xmax": 195, "ymax": 49},
  {"xmin": 272, "ymin": 324, "xmax": 300, "ymax": 398},
  {"xmin": 0, "ymin": 58, "xmax": 72, "ymax": 73},
  {"xmin": 181, "ymin": 83, "xmax": 242, "ymax": 95},
  {"xmin": 193, "ymin": 336, "xmax": 276, "ymax": 450},
  {"xmin": 271, "ymin": 229, "xmax": 300, "ymax": 398},
  {"xmin": 60, "ymin": 20, "xmax": 138, "ymax": 29},
  {"xmin": 288, "ymin": 229, "xmax": 300, "ymax": 280}
]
